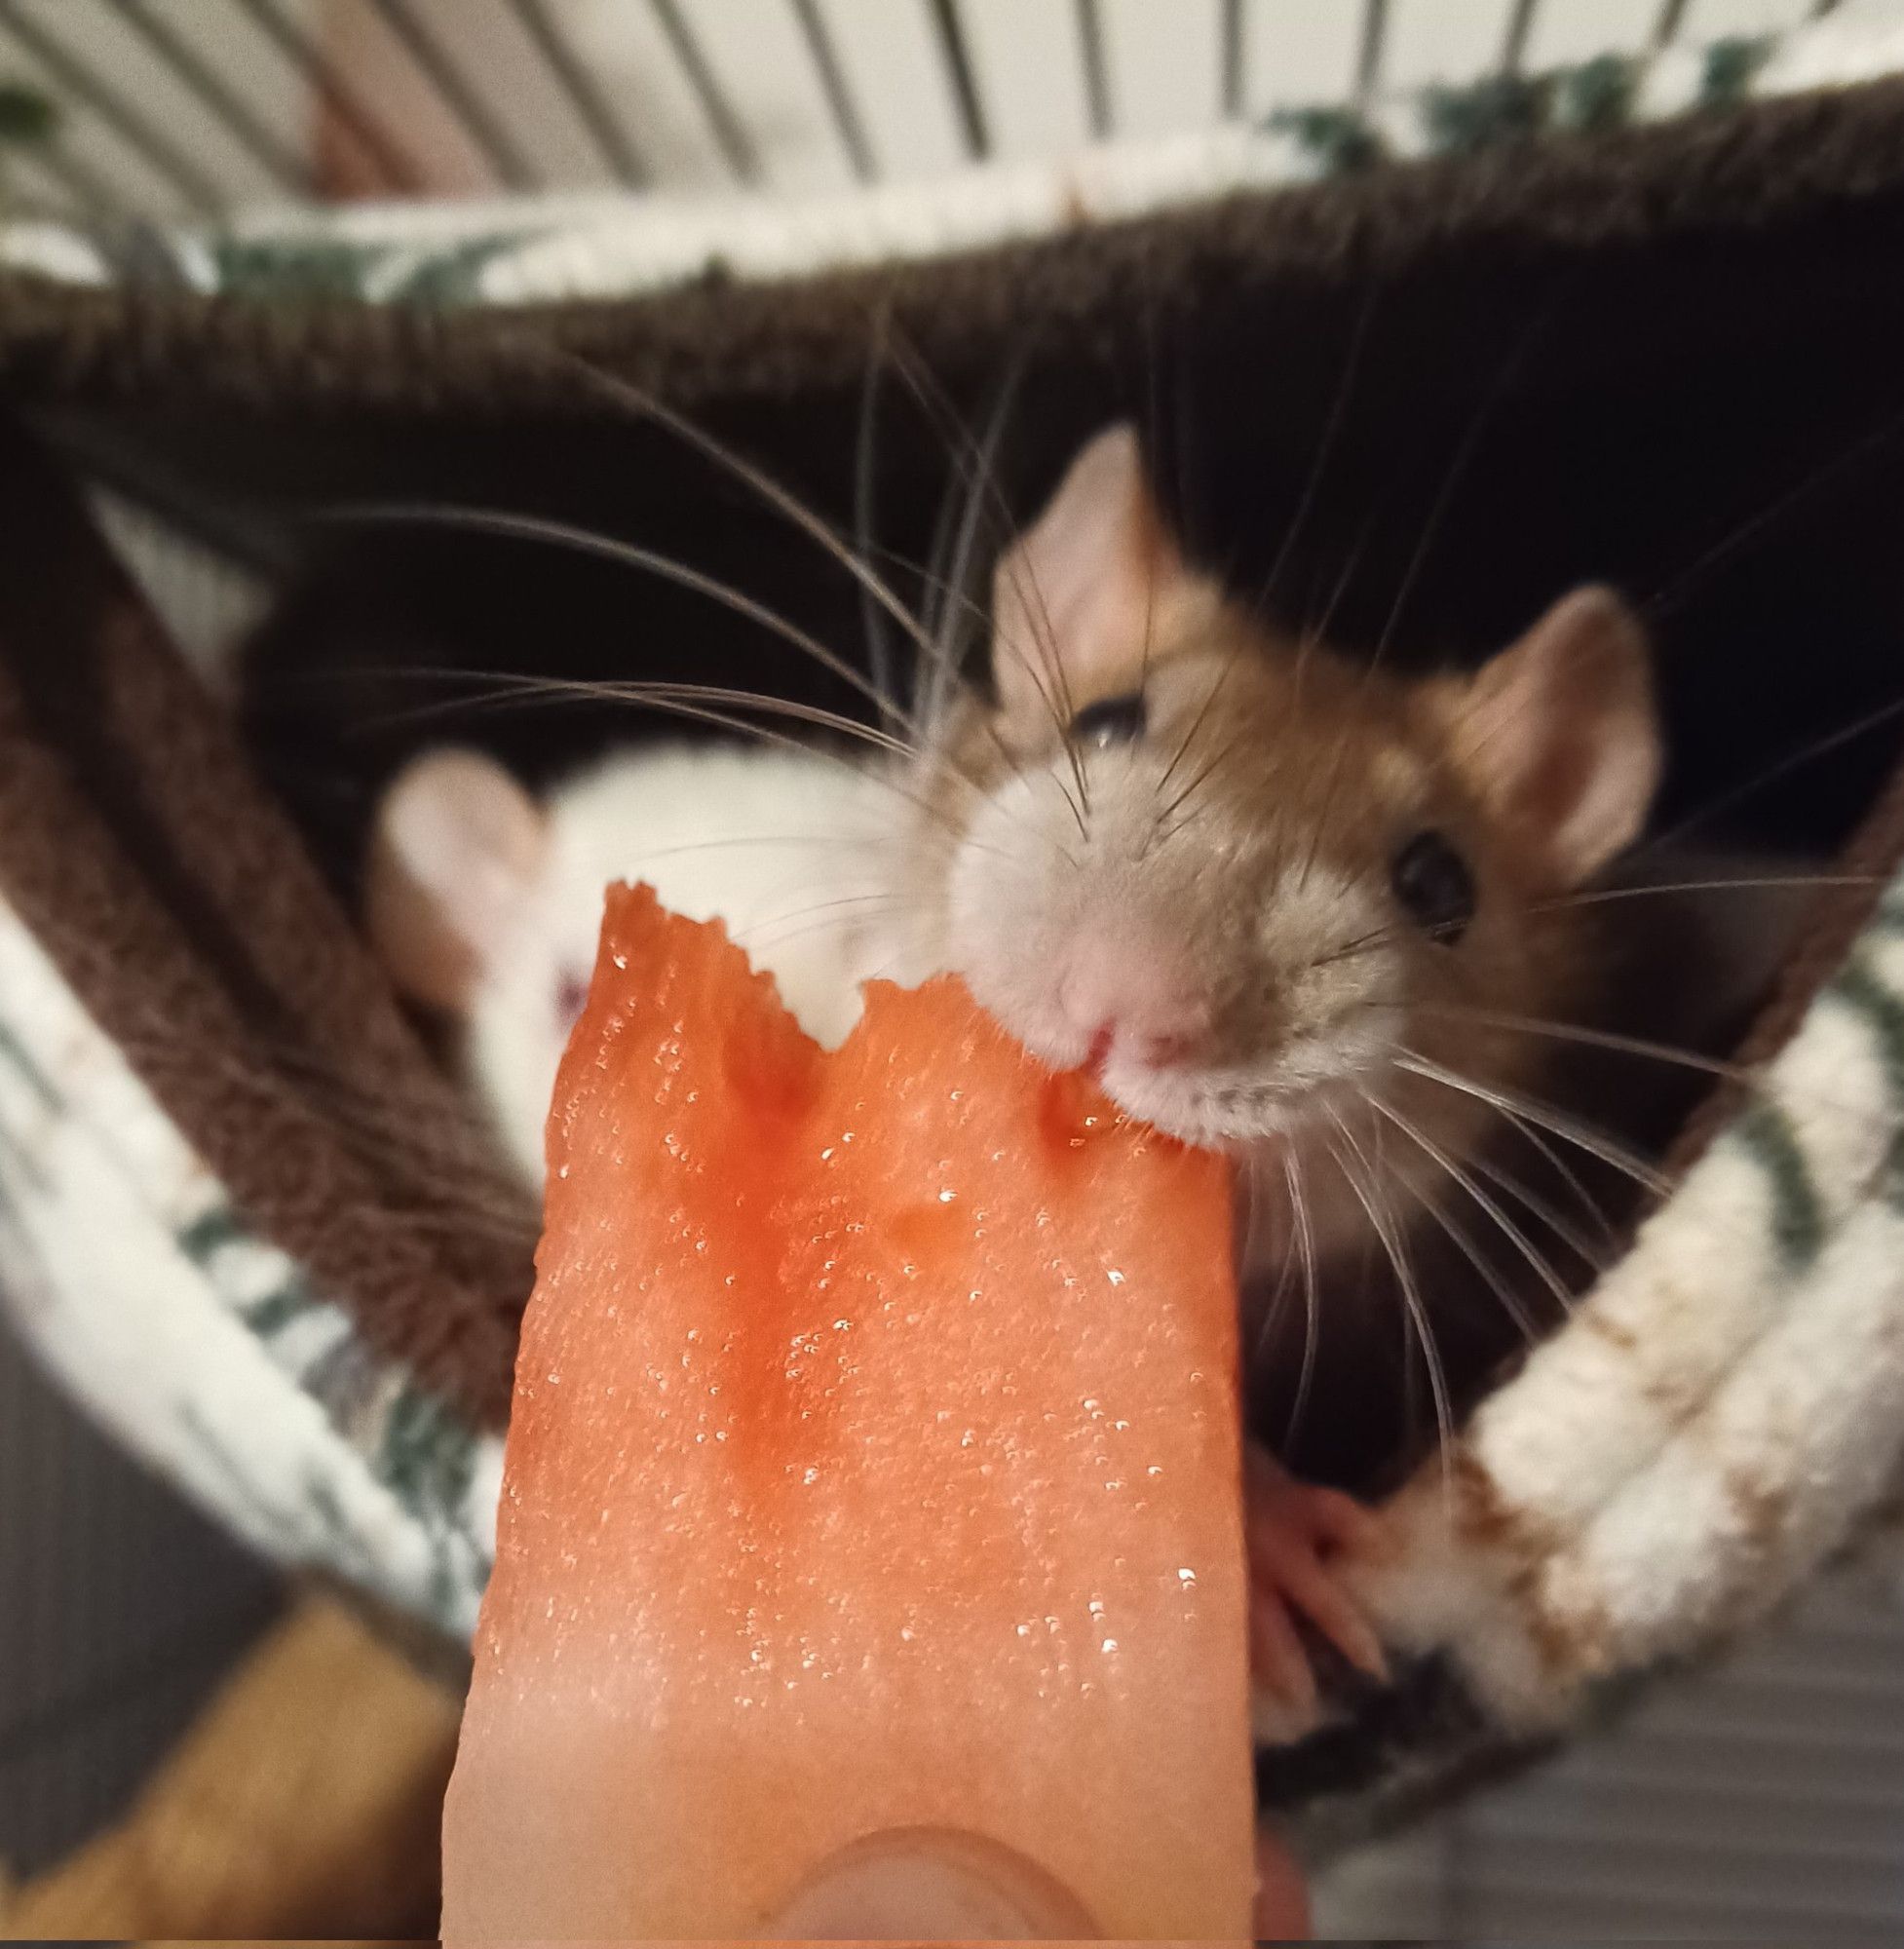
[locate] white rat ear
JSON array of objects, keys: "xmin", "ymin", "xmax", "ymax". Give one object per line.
[
  {"xmin": 1447, "ymin": 585, "xmax": 1661, "ymax": 885},
  {"xmin": 363, "ymin": 747, "xmax": 548, "ymax": 1015},
  {"xmin": 991, "ymin": 423, "xmax": 1188, "ymax": 726}
]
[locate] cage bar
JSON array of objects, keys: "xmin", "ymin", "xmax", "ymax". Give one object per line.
[{"xmin": 0, "ymin": 0, "xmax": 226, "ymax": 215}]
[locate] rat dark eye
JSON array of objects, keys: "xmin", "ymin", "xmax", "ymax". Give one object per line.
[
  {"xmin": 1390, "ymin": 831, "xmax": 1475, "ymax": 942},
  {"xmin": 1069, "ymin": 690, "xmax": 1147, "ymax": 747}
]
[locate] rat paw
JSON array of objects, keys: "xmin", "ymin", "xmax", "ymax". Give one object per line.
[{"xmin": 1245, "ymin": 1445, "xmax": 1390, "ymax": 1743}]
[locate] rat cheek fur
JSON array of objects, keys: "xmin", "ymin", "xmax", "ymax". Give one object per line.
[{"xmin": 933, "ymin": 777, "xmax": 1098, "ymax": 1046}]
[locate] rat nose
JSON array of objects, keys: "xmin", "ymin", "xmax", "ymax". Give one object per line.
[{"xmin": 1057, "ymin": 933, "xmax": 1209, "ymax": 1069}]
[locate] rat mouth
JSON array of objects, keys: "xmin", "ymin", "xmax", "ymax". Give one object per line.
[
  {"xmin": 1084, "ymin": 1025, "xmax": 1116, "ymax": 1081},
  {"xmin": 1095, "ymin": 1052, "xmax": 1389, "ymax": 1153}
]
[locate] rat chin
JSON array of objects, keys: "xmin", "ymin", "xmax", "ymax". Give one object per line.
[{"xmin": 1093, "ymin": 1061, "xmax": 1364, "ymax": 1153}]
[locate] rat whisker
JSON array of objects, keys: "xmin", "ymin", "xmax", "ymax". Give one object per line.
[
  {"xmin": 739, "ymin": 892, "xmax": 905, "ymax": 957},
  {"xmin": 855, "ymin": 323, "xmax": 898, "ymax": 721},
  {"xmin": 311, "ymin": 500, "xmax": 927, "ymax": 745},
  {"xmin": 1461, "ymin": 1145, "xmax": 1614, "ymax": 1277},
  {"xmin": 881, "ymin": 336, "xmax": 1068, "ymax": 712},
  {"xmin": 354, "ymin": 670, "xmax": 997, "ymax": 859},
  {"xmin": 364, "ymin": 671, "xmax": 925, "ymax": 765},
  {"xmin": 1154, "ymin": 720, "xmax": 1254, "ymax": 833},
  {"xmin": 1281, "ymin": 1144, "xmax": 1321, "ymax": 1452},
  {"xmin": 1302, "ymin": 302, "xmax": 1558, "ymax": 895},
  {"xmin": 869, "ymin": 351, "xmax": 1017, "ymax": 722},
  {"xmin": 1371, "ymin": 1095, "xmax": 1573, "ymax": 1321},
  {"xmin": 1411, "ymin": 1000, "xmax": 1876, "ymax": 1124},
  {"xmin": 1268, "ymin": 520, "xmax": 1375, "ymax": 873},
  {"xmin": 1493, "ymin": 1103, "xmax": 1622, "ymax": 1253},
  {"xmin": 1242, "ymin": 1157, "xmax": 1299, "ymax": 1341},
  {"xmin": 1253, "ymin": 283, "xmax": 1380, "ymax": 624},
  {"xmin": 1304, "ymin": 902, "xmax": 1466, "ymax": 974},
  {"xmin": 592, "ymin": 829, "xmax": 896, "ymax": 871},
  {"xmin": 1328, "ymin": 1111, "xmax": 1456, "ymax": 1502},
  {"xmin": 914, "ymin": 432, "xmax": 970, "ymax": 710},
  {"xmin": 1377, "ymin": 1133, "xmax": 1546, "ymax": 1352},
  {"xmin": 1393, "ymin": 1049, "xmax": 1672, "ymax": 1199},
  {"xmin": 1152, "ymin": 613, "xmax": 1247, "ymax": 807},
  {"xmin": 1238, "ymin": 1165, "xmax": 1283, "ymax": 1343},
  {"xmin": 1008, "ymin": 580, "xmax": 1094, "ymax": 822},
  {"xmin": 1369, "ymin": 303, "xmax": 1557, "ymax": 678},
  {"xmin": 556, "ymin": 352, "xmax": 971, "ymax": 711},
  {"xmin": 1642, "ymin": 391, "xmax": 1904, "ymax": 622},
  {"xmin": 1647, "ymin": 697, "xmax": 1904, "ymax": 850},
  {"xmin": 1308, "ymin": 864, "xmax": 1873, "ymax": 981},
  {"xmin": 875, "ymin": 335, "xmax": 1093, "ymax": 825},
  {"xmin": 1528, "ymin": 871, "xmax": 1880, "ymax": 916},
  {"xmin": 1240, "ymin": 1164, "xmax": 1296, "ymax": 1399}
]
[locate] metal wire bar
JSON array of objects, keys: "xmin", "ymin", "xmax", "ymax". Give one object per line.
[
  {"xmin": 370, "ymin": 0, "xmax": 540, "ymax": 192},
  {"xmin": 648, "ymin": 0, "xmax": 759, "ymax": 185},
  {"xmin": 117, "ymin": 0, "xmax": 310, "ymax": 197},
  {"xmin": 14, "ymin": 134, "xmax": 118, "ymax": 224},
  {"xmin": 1354, "ymin": 0, "xmax": 1390, "ymax": 102},
  {"xmin": 1655, "ymin": 0, "xmax": 1692, "ymax": 42},
  {"xmin": 503, "ymin": 0, "xmax": 649, "ymax": 187},
  {"xmin": 233, "ymin": 0, "xmax": 423, "ymax": 196},
  {"xmin": 1075, "ymin": 0, "xmax": 1112, "ymax": 139},
  {"xmin": 1222, "ymin": 0, "xmax": 1243, "ymax": 116},
  {"xmin": 789, "ymin": 0, "xmax": 875, "ymax": 183},
  {"xmin": 0, "ymin": 0, "xmax": 226, "ymax": 214},
  {"xmin": 928, "ymin": 0, "xmax": 989, "ymax": 160},
  {"xmin": 1501, "ymin": 0, "xmax": 1540, "ymax": 73},
  {"xmin": 4, "ymin": 155, "xmax": 89, "ymax": 225}
]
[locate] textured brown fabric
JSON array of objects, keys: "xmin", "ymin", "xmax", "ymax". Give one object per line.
[
  {"xmin": 0, "ymin": 416, "xmax": 530, "ymax": 1427},
  {"xmin": 0, "ymin": 80, "xmax": 1897, "ymax": 424}
]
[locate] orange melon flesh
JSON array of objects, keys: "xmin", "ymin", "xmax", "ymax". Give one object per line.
[{"xmin": 441, "ymin": 883, "xmax": 1252, "ymax": 1939}]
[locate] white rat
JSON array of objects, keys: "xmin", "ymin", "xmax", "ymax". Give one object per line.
[
  {"xmin": 367, "ymin": 423, "xmax": 1806, "ymax": 1739},
  {"xmin": 366, "ymin": 741, "xmax": 891, "ymax": 1185}
]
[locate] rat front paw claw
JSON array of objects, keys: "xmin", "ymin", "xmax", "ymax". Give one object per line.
[{"xmin": 1245, "ymin": 1446, "xmax": 1390, "ymax": 1737}]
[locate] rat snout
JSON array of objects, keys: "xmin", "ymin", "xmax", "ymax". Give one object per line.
[{"xmin": 1056, "ymin": 929, "xmax": 1210, "ymax": 1073}]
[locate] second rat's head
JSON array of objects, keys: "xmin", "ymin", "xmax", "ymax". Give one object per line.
[{"xmin": 899, "ymin": 425, "xmax": 1661, "ymax": 1164}]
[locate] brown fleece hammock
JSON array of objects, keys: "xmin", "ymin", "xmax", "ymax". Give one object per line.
[{"xmin": 4, "ymin": 75, "xmax": 1904, "ymax": 1853}]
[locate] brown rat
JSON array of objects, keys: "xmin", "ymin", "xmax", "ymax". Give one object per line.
[
  {"xmin": 861, "ymin": 424, "xmax": 1807, "ymax": 1732},
  {"xmin": 366, "ymin": 421, "xmax": 1806, "ymax": 1740}
]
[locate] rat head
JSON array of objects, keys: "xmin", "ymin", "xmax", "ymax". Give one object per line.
[{"xmin": 901, "ymin": 425, "xmax": 1661, "ymax": 1171}]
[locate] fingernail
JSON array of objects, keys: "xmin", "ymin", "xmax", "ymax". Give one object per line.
[{"xmin": 770, "ymin": 1828, "xmax": 1095, "ymax": 1939}]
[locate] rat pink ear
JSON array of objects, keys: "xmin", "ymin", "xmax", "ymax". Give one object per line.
[
  {"xmin": 990, "ymin": 424, "xmax": 1188, "ymax": 726},
  {"xmin": 1445, "ymin": 586, "xmax": 1661, "ymax": 885},
  {"xmin": 363, "ymin": 748, "xmax": 548, "ymax": 1015}
]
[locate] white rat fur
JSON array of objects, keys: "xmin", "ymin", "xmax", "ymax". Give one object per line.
[{"xmin": 368, "ymin": 742, "xmax": 889, "ymax": 1184}]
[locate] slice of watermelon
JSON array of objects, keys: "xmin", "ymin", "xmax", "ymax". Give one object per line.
[{"xmin": 441, "ymin": 883, "xmax": 1252, "ymax": 1939}]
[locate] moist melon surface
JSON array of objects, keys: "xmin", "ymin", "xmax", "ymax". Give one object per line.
[{"xmin": 440, "ymin": 883, "xmax": 1253, "ymax": 1939}]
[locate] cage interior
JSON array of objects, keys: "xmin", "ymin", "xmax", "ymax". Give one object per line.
[{"xmin": 15, "ymin": 86, "xmax": 1904, "ymax": 1496}]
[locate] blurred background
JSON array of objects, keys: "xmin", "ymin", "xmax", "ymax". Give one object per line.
[
  {"xmin": 1, "ymin": 2, "xmax": 1902, "ymax": 1938},
  {"xmin": 0, "ymin": 0, "xmax": 1859, "ymax": 224}
]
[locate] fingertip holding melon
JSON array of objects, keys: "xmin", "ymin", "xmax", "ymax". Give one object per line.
[{"xmin": 441, "ymin": 884, "xmax": 1256, "ymax": 1940}]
